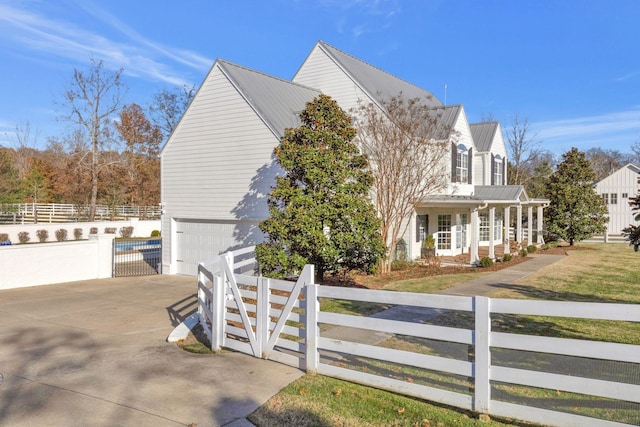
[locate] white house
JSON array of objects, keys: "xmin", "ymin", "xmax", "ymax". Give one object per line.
[
  {"xmin": 595, "ymin": 163, "xmax": 640, "ymax": 237},
  {"xmin": 160, "ymin": 41, "xmax": 548, "ymax": 275}
]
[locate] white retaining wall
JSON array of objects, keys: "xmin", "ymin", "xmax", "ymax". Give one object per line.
[
  {"xmin": 0, "ymin": 218, "xmax": 160, "ymax": 244},
  {"xmin": 0, "ymin": 234, "xmax": 115, "ymax": 290}
]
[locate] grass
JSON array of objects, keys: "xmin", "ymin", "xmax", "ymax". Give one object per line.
[
  {"xmin": 249, "ymin": 374, "xmax": 526, "ymax": 427},
  {"xmin": 251, "ymin": 243, "xmax": 640, "ymax": 426}
]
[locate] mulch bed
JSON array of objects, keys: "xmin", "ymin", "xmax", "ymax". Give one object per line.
[{"xmin": 325, "ymin": 244, "xmax": 587, "ymax": 290}]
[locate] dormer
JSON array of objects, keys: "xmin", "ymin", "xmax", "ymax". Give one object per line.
[{"xmin": 470, "ymin": 121, "xmax": 508, "ymax": 185}]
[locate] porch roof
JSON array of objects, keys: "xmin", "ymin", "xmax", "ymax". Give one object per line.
[{"xmin": 419, "ymin": 185, "xmax": 550, "ymax": 208}]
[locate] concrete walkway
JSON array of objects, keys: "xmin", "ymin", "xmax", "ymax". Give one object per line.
[
  {"xmin": 0, "ymin": 275, "xmax": 302, "ymax": 427},
  {"xmin": 324, "ymin": 253, "xmax": 567, "ymax": 344}
]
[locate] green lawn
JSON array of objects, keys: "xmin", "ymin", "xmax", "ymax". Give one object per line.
[{"xmin": 253, "ymin": 243, "xmax": 640, "ymax": 426}]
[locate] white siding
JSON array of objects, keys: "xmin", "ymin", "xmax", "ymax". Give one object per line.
[
  {"xmin": 448, "ymin": 107, "xmax": 474, "ymax": 196},
  {"xmin": 161, "ymin": 64, "xmax": 281, "ymax": 272},
  {"xmin": 293, "ymin": 45, "xmax": 373, "ymax": 114},
  {"xmin": 492, "ymin": 125, "xmax": 508, "ymax": 185},
  {"xmin": 595, "ymin": 165, "xmax": 640, "ymax": 235}
]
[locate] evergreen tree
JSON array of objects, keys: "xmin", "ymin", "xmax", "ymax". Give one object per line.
[
  {"xmin": 621, "ymin": 193, "xmax": 640, "ymax": 251},
  {"xmin": 256, "ymin": 95, "xmax": 386, "ymax": 281},
  {"xmin": 546, "ymin": 148, "xmax": 608, "ymax": 245}
]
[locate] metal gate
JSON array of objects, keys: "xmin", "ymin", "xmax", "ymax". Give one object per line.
[{"xmin": 113, "ymin": 238, "xmax": 162, "ymax": 277}]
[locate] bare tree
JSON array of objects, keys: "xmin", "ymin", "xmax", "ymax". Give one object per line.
[
  {"xmin": 149, "ymin": 84, "xmax": 195, "ymax": 141},
  {"xmin": 505, "ymin": 114, "xmax": 541, "ymax": 186},
  {"xmin": 353, "ymin": 94, "xmax": 451, "ymax": 272},
  {"xmin": 58, "ymin": 59, "xmax": 125, "ymax": 221},
  {"xmin": 585, "ymin": 147, "xmax": 632, "ymax": 181},
  {"xmin": 5, "ymin": 121, "xmax": 40, "ymax": 180}
]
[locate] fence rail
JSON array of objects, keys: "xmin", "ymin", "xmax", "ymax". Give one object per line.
[
  {"xmin": 0, "ymin": 203, "xmax": 161, "ymax": 224},
  {"xmin": 197, "ymin": 247, "xmax": 640, "ymax": 426}
]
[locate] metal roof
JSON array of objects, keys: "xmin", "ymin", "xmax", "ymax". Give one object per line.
[
  {"xmin": 474, "ymin": 185, "xmax": 528, "ymax": 202},
  {"xmin": 219, "ymin": 60, "xmax": 321, "ymax": 138},
  {"xmin": 470, "ymin": 122, "xmax": 499, "ymax": 152},
  {"xmin": 428, "ymin": 105, "xmax": 462, "ymax": 139},
  {"xmin": 318, "ymin": 41, "xmax": 443, "ymax": 109},
  {"xmin": 419, "ymin": 185, "xmax": 550, "ymax": 207}
]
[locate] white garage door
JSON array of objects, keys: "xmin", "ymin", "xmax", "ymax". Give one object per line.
[{"xmin": 175, "ymin": 219, "xmax": 261, "ymax": 276}]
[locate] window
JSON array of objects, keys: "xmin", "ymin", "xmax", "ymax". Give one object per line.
[
  {"xmin": 602, "ymin": 193, "xmax": 609, "ymax": 204},
  {"xmin": 611, "ymin": 193, "xmax": 618, "ymax": 205},
  {"xmin": 456, "ymin": 213, "xmax": 468, "ymax": 249},
  {"xmin": 494, "ymin": 212, "xmax": 503, "ymax": 241},
  {"xmin": 416, "ymin": 214, "xmax": 428, "ymax": 243},
  {"xmin": 623, "ymin": 193, "xmax": 629, "ymax": 199},
  {"xmin": 479, "ymin": 214, "xmax": 490, "ymax": 241},
  {"xmin": 456, "ymin": 144, "xmax": 468, "ymax": 184},
  {"xmin": 438, "ymin": 214, "xmax": 452, "ymax": 250},
  {"xmin": 493, "ymin": 155, "xmax": 503, "ymax": 185}
]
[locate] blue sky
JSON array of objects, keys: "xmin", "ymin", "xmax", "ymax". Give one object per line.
[{"xmin": 1, "ymin": 0, "xmax": 640, "ymax": 156}]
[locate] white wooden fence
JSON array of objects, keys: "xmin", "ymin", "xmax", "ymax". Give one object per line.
[
  {"xmin": 0, "ymin": 203, "xmax": 161, "ymax": 223},
  {"xmin": 197, "ymin": 247, "xmax": 640, "ymax": 427}
]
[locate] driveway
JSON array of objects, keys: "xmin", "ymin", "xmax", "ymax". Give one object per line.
[{"xmin": 0, "ymin": 275, "xmax": 303, "ymax": 426}]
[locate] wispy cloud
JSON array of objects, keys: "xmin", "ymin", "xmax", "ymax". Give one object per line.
[
  {"xmin": 533, "ymin": 109, "xmax": 640, "ymax": 154},
  {"xmin": 0, "ymin": 2, "xmax": 211, "ymax": 86},
  {"xmin": 317, "ymin": 0, "xmax": 402, "ymax": 40},
  {"xmin": 616, "ymin": 71, "xmax": 640, "ymax": 82}
]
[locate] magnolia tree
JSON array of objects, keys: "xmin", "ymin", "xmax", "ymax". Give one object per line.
[
  {"xmin": 622, "ymin": 193, "xmax": 640, "ymax": 251},
  {"xmin": 256, "ymin": 95, "xmax": 385, "ymax": 281},
  {"xmin": 546, "ymin": 148, "xmax": 608, "ymax": 245},
  {"xmin": 353, "ymin": 94, "xmax": 451, "ymax": 272}
]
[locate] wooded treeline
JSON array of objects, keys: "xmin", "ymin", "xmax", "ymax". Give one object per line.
[{"xmin": 0, "ymin": 60, "xmax": 194, "ymax": 218}]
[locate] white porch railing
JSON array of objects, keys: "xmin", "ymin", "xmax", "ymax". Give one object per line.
[{"xmin": 197, "ymin": 247, "xmax": 640, "ymax": 426}]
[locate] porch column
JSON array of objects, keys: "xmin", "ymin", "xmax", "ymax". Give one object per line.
[
  {"xmin": 537, "ymin": 205, "xmax": 544, "ymax": 244},
  {"xmin": 470, "ymin": 208, "xmax": 479, "ymax": 265},
  {"xmin": 488, "ymin": 207, "xmax": 495, "ymax": 259},
  {"xmin": 527, "ymin": 206, "xmax": 533, "ymax": 246},
  {"xmin": 516, "ymin": 205, "xmax": 523, "ymax": 243},
  {"xmin": 504, "ymin": 206, "xmax": 510, "ymax": 253}
]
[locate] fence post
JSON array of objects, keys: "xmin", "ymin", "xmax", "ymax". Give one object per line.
[
  {"xmin": 211, "ymin": 258, "xmax": 226, "ymax": 351},
  {"xmin": 474, "ymin": 296, "xmax": 491, "ymax": 414},
  {"xmin": 304, "ymin": 265, "xmax": 318, "ymax": 374},
  {"xmin": 257, "ymin": 276, "xmax": 270, "ymax": 358}
]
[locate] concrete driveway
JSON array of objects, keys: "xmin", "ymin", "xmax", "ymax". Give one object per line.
[{"xmin": 0, "ymin": 275, "xmax": 303, "ymax": 426}]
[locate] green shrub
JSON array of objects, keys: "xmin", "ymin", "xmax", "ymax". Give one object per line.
[
  {"xmin": 104, "ymin": 227, "xmax": 116, "ymax": 234},
  {"xmin": 90, "ymin": 227, "xmax": 98, "ymax": 234},
  {"xmin": 151, "ymin": 229, "xmax": 161, "ymax": 237},
  {"xmin": 541, "ymin": 243, "xmax": 550, "ymax": 250},
  {"xmin": 55, "ymin": 229, "xmax": 68, "ymax": 241},
  {"xmin": 520, "ymin": 248, "xmax": 528, "ymax": 257},
  {"xmin": 480, "ymin": 256, "xmax": 494, "ymax": 268},
  {"xmin": 74, "ymin": 228, "xmax": 83, "ymax": 240},
  {"xmin": 548, "ymin": 241, "xmax": 559, "ymax": 248},
  {"xmin": 18, "ymin": 231, "xmax": 30, "ymax": 243},
  {"xmin": 502, "ymin": 253, "xmax": 513, "ymax": 262},
  {"xmin": 119, "ymin": 226, "xmax": 134, "ymax": 238},
  {"xmin": 390, "ymin": 259, "xmax": 414, "ymax": 271},
  {"xmin": 36, "ymin": 229, "xmax": 48, "ymax": 242},
  {"xmin": 0, "ymin": 233, "xmax": 9, "ymax": 242},
  {"xmin": 527, "ymin": 245, "xmax": 537, "ymax": 253}
]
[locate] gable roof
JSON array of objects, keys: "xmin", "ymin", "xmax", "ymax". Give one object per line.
[
  {"xmin": 428, "ymin": 105, "xmax": 463, "ymax": 140},
  {"xmin": 596, "ymin": 163, "xmax": 640, "ymax": 185},
  {"xmin": 314, "ymin": 41, "xmax": 443, "ymax": 109},
  {"xmin": 470, "ymin": 122, "xmax": 499, "ymax": 152},
  {"xmin": 218, "ymin": 60, "xmax": 321, "ymax": 138}
]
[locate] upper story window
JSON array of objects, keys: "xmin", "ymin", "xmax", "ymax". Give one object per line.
[
  {"xmin": 493, "ymin": 155, "xmax": 503, "ymax": 185},
  {"xmin": 602, "ymin": 193, "xmax": 609, "ymax": 204},
  {"xmin": 611, "ymin": 193, "xmax": 618, "ymax": 205},
  {"xmin": 623, "ymin": 193, "xmax": 629, "ymax": 199},
  {"xmin": 455, "ymin": 144, "xmax": 469, "ymax": 184}
]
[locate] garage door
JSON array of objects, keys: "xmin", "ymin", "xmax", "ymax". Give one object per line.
[{"xmin": 175, "ymin": 219, "xmax": 261, "ymax": 276}]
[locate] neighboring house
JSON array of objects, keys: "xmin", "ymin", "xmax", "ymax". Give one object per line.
[
  {"xmin": 595, "ymin": 163, "xmax": 640, "ymax": 237},
  {"xmin": 161, "ymin": 41, "xmax": 549, "ymax": 275}
]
